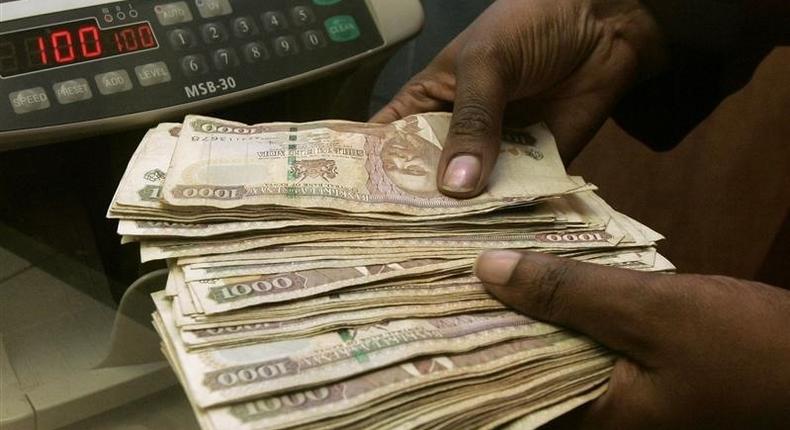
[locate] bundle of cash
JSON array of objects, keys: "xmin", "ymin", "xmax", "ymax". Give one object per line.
[{"xmin": 108, "ymin": 113, "xmax": 673, "ymax": 429}]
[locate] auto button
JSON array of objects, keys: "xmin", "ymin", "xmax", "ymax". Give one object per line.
[{"xmin": 155, "ymin": 2, "xmax": 194, "ymax": 26}]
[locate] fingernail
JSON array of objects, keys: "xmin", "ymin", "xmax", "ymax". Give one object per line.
[
  {"xmin": 442, "ymin": 154, "xmax": 481, "ymax": 193},
  {"xmin": 475, "ymin": 250, "xmax": 522, "ymax": 286}
]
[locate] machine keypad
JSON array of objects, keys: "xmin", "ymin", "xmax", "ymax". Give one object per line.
[
  {"xmin": 212, "ymin": 49, "xmax": 240, "ymax": 70},
  {"xmin": 291, "ymin": 6, "xmax": 316, "ymax": 26},
  {"xmin": 155, "ymin": 2, "xmax": 194, "ymax": 26},
  {"xmin": 195, "ymin": 0, "xmax": 233, "ymax": 19},
  {"xmin": 9, "ymin": 87, "xmax": 50, "ymax": 114},
  {"xmin": 160, "ymin": 4, "xmax": 338, "ymax": 79},
  {"xmin": 302, "ymin": 30, "xmax": 326, "ymax": 50},
  {"xmin": 181, "ymin": 54, "xmax": 210, "ymax": 76},
  {"xmin": 273, "ymin": 36, "xmax": 299, "ymax": 56},
  {"xmin": 4, "ymin": 0, "xmax": 380, "ymax": 119},
  {"xmin": 232, "ymin": 17, "xmax": 259, "ymax": 38},
  {"xmin": 242, "ymin": 42, "xmax": 270, "ymax": 63},
  {"xmin": 94, "ymin": 70, "xmax": 134, "ymax": 95},
  {"xmin": 135, "ymin": 62, "xmax": 173, "ymax": 86},
  {"xmin": 261, "ymin": 12, "xmax": 289, "ymax": 33},
  {"xmin": 325, "ymin": 15, "xmax": 360, "ymax": 42},
  {"xmin": 53, "ymin": 79, "xmax": 93, "ymax": 105},
  {"xmin": 201, "ymin": 22, "xmax": 229, "ymax": 44},
  {"xmin": 169, "ymin": 28, "xmax": 197, "ymax": 50},
  {"xmin": 1, "ymin": 0, "xmax": 386, "ymax": 139}
]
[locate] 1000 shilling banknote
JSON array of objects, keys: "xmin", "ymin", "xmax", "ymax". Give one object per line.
[{"xmin": 161, "ymin": 113, "xmax": 586, "ymax": 216}]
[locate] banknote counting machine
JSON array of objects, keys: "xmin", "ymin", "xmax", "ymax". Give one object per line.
[{"xmin": 0, "ymin": 0, "xmax": 423, "ymax": 429}]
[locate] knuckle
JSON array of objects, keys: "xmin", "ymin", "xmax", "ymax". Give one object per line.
[
  {"xmin": 403, "ymin": 79, "xmax": 435, "ymax": 103},
  {"xmin": 383, "ymin": 99, "xmax": 408, "ymax": 121}
]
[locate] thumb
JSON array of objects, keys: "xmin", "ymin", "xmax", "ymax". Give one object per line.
[
  {"xmin": 475, "ymin": 250, "xmax": 664, "ymax": 356},
  {"xmin": 437, "ymin": 48, "xmax": 510, "ymax": 198}
]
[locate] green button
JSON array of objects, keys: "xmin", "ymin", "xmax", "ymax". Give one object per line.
[
  {"xmin": 313, "ymin": 0, "xmax": 342, "ymax": 5},
  {"xmin": 324, "ymin": 15, "xmax": 360, "ymax": 42}
]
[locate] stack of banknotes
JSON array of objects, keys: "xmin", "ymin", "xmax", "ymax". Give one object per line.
[{"xmin": 108, "ymin": 112, "xmax": 673, "ymax": 429}]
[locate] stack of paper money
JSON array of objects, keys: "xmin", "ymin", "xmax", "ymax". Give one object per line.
[{"xmin": 108, "ymin": 113, "xmax": 673, "ymax": 429}]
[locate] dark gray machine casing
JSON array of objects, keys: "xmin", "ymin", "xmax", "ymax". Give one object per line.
[{"xmin": 0, "ymin": 0, "xmax": 423, "ymax": 149}]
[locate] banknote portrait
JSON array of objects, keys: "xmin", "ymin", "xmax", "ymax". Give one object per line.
[{"xmin": 379, "ymin": 130, "xmax": 442, "ymax": 198}]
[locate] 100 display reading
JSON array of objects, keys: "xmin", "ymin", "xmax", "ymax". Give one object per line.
[{"xmin": 0, "ymin": 19, "xmax": 158, "ymax": 77}]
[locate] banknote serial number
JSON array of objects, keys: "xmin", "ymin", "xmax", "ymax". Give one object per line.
[{"xmin": 184, "ymin": 77, "xmax": 237, "ymax": 99}]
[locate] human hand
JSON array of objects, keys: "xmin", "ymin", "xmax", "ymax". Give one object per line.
[
  {"xmin": 371, "ymin": 0, "xmax": 667, "ymax": 198},
  {"xmin": 474, "ymin": 250, "xmax": 790, "ymax": 428}
]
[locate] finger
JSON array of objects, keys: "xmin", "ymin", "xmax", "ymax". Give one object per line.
[
  {"xmin": 369, "ymin": 75, "xmax": 454, "ymax": 123},
  {"xmin": 370, "ymin": 39, "xmax": 462, "ymax": 124},
  {"xmin": 474, "ymin": 250, "xmax": 663, "ymax": 356},
  {"xmin": 436, "ymin": 47, "xmax": 510, "ymax": 198},
  {"xmin": 541, "ymin": 358, "xmax": 664, "ymax": 429},
  {"xmin": 539, "ymin": 44, "xmax": 642, "ymax": 164},
  {"xmin": 542, "ymin": 92, "xmax": 621, "ymax": 164},
  {"xmin": 502, "ymin": 97, "xmax": 608, "ymax": 165}
]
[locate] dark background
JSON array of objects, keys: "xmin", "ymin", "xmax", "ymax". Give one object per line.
[{"xmin": 370, "ymin": 0, "xmax": 790, "ymax": 285}]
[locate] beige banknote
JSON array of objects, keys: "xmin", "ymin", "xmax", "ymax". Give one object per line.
[
  {"xmin": 187, "ymin": 258, "xmax": 475, "ymax": 314},
  {"xmin": 180, "ymin": 253, "xmax": 472, "ymax": 282},
  {"xmin": 179, "ymin": 299, "xmax": 504, "ymax": 349},
  {"xmin": 161, "ymin": 113, "xmax": 587, "ymax": 217},
  {"xmin": 195, "ymin": 334, "xmax": 602, "ymax": 430},
  {"xmin": 365, "ymin": 360, "xmax": 611, "ymax": 430},
  {"xmin": 140, "ymin": 222, "xmax": 626, "ymax": 261},
  {"xmin": 109, "ymin": 123, "xmax": 180, "ymax": 214},
  {"xmin": 153, "ymin": 293, "xmax": 562, "ymax": 408},
  {"xmin": 173, "ymin": 278, "xmax": 487, "ymax": 328}
]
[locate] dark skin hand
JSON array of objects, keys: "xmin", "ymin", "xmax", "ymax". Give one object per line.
[
  {"xmin": 374, "ymin": 0, "xmax": 790, "ymax": 427},
  {"xmin": 475, "ymin": 251, "xmax": 790, "ymax": 429},
  {"xmin": 371, "ymin": 0, "xmax": 666, "ymax": 197}
]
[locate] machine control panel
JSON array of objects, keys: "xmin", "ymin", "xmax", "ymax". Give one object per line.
[{"xmin": 0, "ymin": 0, "xmax": 421, "ymax": 147}]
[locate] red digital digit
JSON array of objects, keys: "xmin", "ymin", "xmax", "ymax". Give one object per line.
[
  {"xmin": 78, "ymin": 25, "xmax": 102, "ymax": 58},
  {"xmin": 51, "ymin": 30, "xmax": 76, "ymax": 63},
  {"xmin": 120, "ymin": 28, "xmax": 139, "ymax": 51},
  {"xmin": 36, "ymin": 36, "xmax": 49, "ymax": 64},
  {"xmin": 138, "ymin": 25, "xmax": 156, "ymax": 48},
  {"xmin": 114, "ymin": 32, "xmax": 124, "ymax": 52}
]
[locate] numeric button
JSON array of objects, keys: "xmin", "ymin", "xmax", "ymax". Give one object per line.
[
  {"xmin": 168, "ymin": 28, "xmax": 196, "ymax": 50},
  {"xmin": 232, "ymin": 16, "xmax": 259, "ymax": 38},
  {"xmin": 181, "ymin": 54, "xmax": 209, "ymax": 76},
  {"xmin": 261, "ymin": 11, "xmax": 288, "ymax": 33},
  {"xmin": 302, "ymin": 30, "xmax": 326, "ymax": 50},
  {"xmin": 201, "ymin": 22, "xmax": 228, "ymax": 44},
  {"xmin": 212, "ymin": 48, "xmax": 239, "ymax": 70},
  {"xmin": 243, "ymin": 42, "xmax": 269, "ymax": 63},
  {"xmin": 273, "ymin": 36, "xmax": 299, "ymax": 56},
  {"xmin": 291, "ymin": 6, "xmax": 315, "ymax": 26}
]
